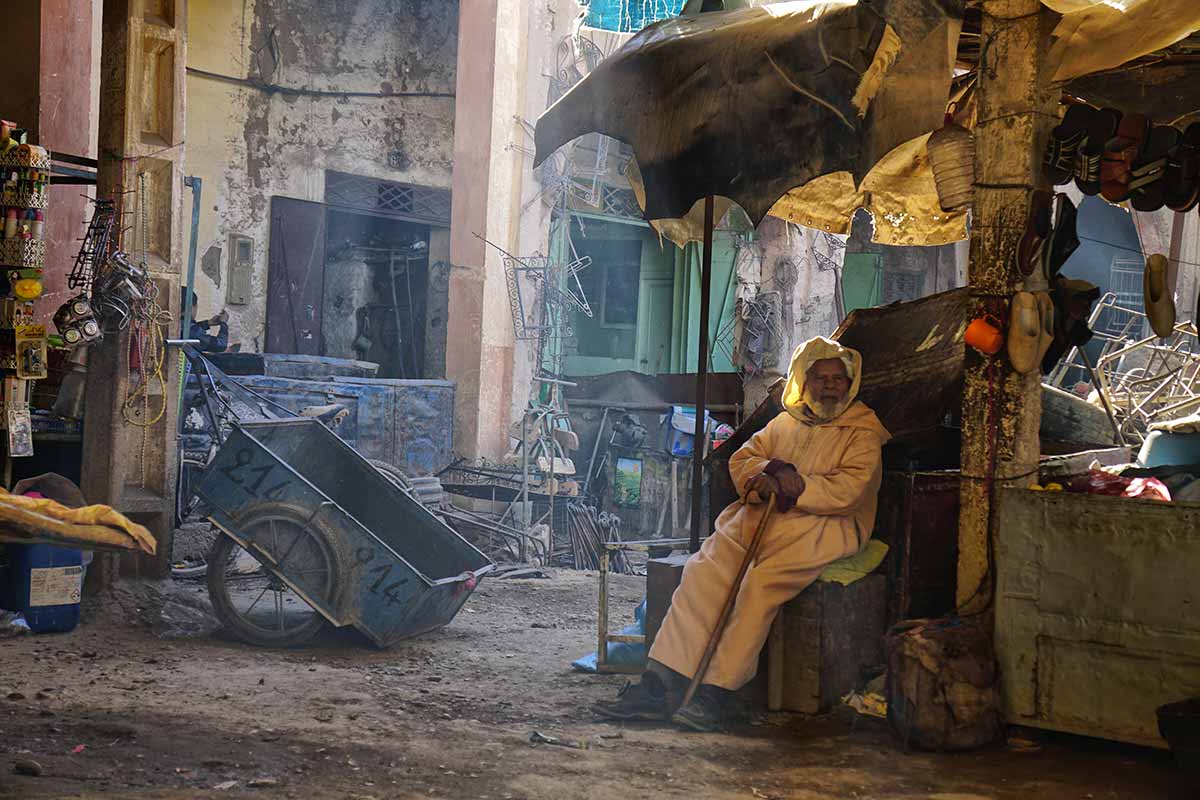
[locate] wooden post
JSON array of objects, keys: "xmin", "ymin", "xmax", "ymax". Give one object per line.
[
  {"xmin": 957, "ymin": 0, "xmax": 1058, "ymax": 614},
  {"xmin": 85, "ymin": 0, "xmax": 186, "ymax": 583},
  {"xmin": 689, "ymin": 196, "xmax": 715, "ymax": 553}
]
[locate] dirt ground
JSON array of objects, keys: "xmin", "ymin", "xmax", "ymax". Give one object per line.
[{"xmin": 0, "ymin": 570, "xmax": 1185, "ymax": 799}]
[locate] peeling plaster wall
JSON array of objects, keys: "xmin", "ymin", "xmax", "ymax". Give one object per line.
[{"xmin": 184, "ymin": 0, "xmax": 457, "ymax": 351}]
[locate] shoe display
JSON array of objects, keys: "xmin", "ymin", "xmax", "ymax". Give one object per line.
[
  {"xmin": 1143, "ymin": 253, "xmax": 1176, "ymax": 339},
  {"xmin": 1008, "ymin": 291, "xmax": 1042, "ymax": 374}
]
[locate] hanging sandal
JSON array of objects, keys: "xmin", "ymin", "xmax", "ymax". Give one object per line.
[
  {"xmin": 1143, "ymin": 253, "xmax": 1176, "ymax": 339},
  {"xmin": 1165, "ymin": 122, "xmax": 1200, "ymax": 212},
  {"xmin": 1075, "ymin": 107, "xmax": 1121, "ymax": 196},
  {"xmin": 1100, "ymin": 112, "xmax": 1149, "ymax": 203},
  {"xmin": 1036, "ymin": 291, "xmax": 1055, "ymax": 372},
  {"xmin": 1129, "ymin": 124, "xmax": 1177, "ymax": 212},
  {"xmin": 1043, "ymin": 104, "xmax": 1096, "ymax": 185},
  {"xmin": 1008, "ymin": 291, "xmax": 1042, "ymax": 374},
  {"xmin": 1014, "ymin": 189, "xmax": 1053, "ymax": 278},
  {"xmin": 1042, "ymin": 193, "xmax": 1079, "ymax": 282}
]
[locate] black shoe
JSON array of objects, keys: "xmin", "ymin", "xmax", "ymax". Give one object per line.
[
  {"xmin": 671, "ymin": 685, "xmax": 727, "ymax": 732},
  {"xmin": 592, "ymin": 675, "xmax": 667, "ymax": 722}
]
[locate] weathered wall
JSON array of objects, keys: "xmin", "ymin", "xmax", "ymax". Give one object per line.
[
  {"xmin": 995, "ymin": 489, "xmax": 1200, "ymax": 747},
  {"xmin": 185, "ymin": 0, "xmax": 458, "ymax": 349}
]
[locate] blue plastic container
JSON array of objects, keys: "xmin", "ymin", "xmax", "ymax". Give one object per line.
[{"xmin": 0, "ymin": 544, "xmax": 83, "ymax": 633}]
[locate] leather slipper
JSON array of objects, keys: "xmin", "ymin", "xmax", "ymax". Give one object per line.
[
  {"xmin": 1075, "ymin": 107, "xmax": 1122, "ymax": 196},
  {"xmin": 1143, "ymin": 253, "xmax": 1176, "ymax": 338},
  {"xmin": 1130, "ymin": 125, "xmax": 1177, "ymax": 212},
  {"xmin": 1036, "ymin": 291, "xmax": 1055, "ymax": 372},
  {"xmin": 1165, "ymin": 122, "xmax": 1200, "ymax": 212},
  {"xmin": 1015, "ymin": 189, "xmax": 1053, "ymax": 278},
  {"xmin": 1100, "ymin": 112, "xmax": 1149, "ymax": 203},
  {"xmin": 1008, "ymin": 291, "xmax": 1042, "ymax": 374},
  {"xmin": 1043, "ymin": 193, "xmax": 1080, "ymax": 282},
  {"xmin": 1043, "ymin": 104, "xmax": 1095, "ymax": 185}
]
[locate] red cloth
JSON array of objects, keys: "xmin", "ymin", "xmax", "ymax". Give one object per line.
[{"xmin": 1068, "ymin": 469, "xmax": 1172, "ymax": 502}]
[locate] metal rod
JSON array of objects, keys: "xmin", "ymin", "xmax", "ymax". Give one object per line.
[
  {"xmin": 689, "ymin": 196, "xmax": 715, "ymax": 554},
  {"xmin": 564, "ymin": 400, "xmax": 741, "ymax": 412},
  {"xmin": 597, "ymin": 547, "xmax": 609, "ymax": 670},
  {"xmin": 520, "ymin": 412, "xmax": 530, "ymax": 563},
  {"xmin": 1080, "ymin": 347, "xmax": 1126, "ymax": 446},
  {"xmin": 582, "ymin": 407, "xmax": 611, "ymax": 495}
]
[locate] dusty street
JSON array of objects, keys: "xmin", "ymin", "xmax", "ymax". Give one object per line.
[{"xmin": 0, "ymin": 571, "xmax": 1181, "ymax": 799}]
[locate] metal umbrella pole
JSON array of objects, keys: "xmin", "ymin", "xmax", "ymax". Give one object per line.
[{"xmin": 689, "ymin": 196, "xmax": 715, "ymax": 554}]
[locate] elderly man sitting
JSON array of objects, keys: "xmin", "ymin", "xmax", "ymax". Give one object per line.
[{"xmin": 595, "ymin": 336, "xmax": 891, "ymax": 731}]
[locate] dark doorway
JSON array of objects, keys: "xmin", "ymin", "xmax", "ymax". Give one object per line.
[{"xmin": 323, "ymin": 210, "xmax": 430, "ymax": 379}]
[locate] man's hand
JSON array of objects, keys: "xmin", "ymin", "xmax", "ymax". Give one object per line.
[
  {"xmin": 745, "ymin": 472, "xmax": 780, "ymax": 504},
  {"xmin": 763, "ymin": 460, "xmax": 806, "ymax": 512}
]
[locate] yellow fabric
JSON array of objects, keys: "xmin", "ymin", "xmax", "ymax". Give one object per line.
[
  {"xmin": 0, "ymin": 490, "xmax": 156, "ymax": 554},
  {"xmin": 625, "ymin": 158, "xmax": 735, "ymax": 246},
  {"xmin": 781, "ymin": 335, "xmax": 863, "ymax": 422},
  {"xmin": 818, "ymin": 539, "xmax": 889, "ymax": 585},
  {"xmin": 1043, "ymin": 0, "xmax": 1200, "ymax": 83},
  {"xmin": 769, "ymin": 133, "xmax": 969, "ymax": 246},
  {"xmin": 649, "ymin": 398, "xmax": 891, "ymax": 690}
]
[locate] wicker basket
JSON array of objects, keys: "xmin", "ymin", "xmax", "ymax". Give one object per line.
[
  {"xmin": 927, "ymin": 116, "xmax": 975, "ymax": 213},
  {"xmin": 0, "ymin": 238, "xmax": 45, "ymax": 269}
]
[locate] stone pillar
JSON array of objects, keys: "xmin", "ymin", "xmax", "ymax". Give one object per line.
[
  {"xmin": 446, "ymin": 0, "xmax": 499, "ymax": 461},
  {"xmin": 85, "ymin": 0, "xmax": 187, "ymax": 580},
  {"xmin": 446, "ymin": 0, "xmax": 530, "ymax": 461},
  {"xmin": 957, "ymin": 0, "xmax": 1058, "ymax": 613}
]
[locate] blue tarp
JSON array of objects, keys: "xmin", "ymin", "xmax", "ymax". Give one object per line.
[
  {"xmin": 573, "ymin": 599, "xmax": 648, "ymax": 672},
  {"xmin": 583, "ymin": 0, "xmax": 685, "ymax": 33}
]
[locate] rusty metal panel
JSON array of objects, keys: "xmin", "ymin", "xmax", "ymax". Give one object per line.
[
  {"xmin": 266, "ymin": 197, "xmax": 326, "ymax": 355},
  {"xmin": 995, "ymin": 489, "xmax": 1200, "ymax": 747},
  {"xmin": 833, "ymin": 287, "xmax": 969, "ymax": 444}
]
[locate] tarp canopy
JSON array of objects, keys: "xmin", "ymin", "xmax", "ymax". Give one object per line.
[
  {"xmin": 538, "ymin": 0, "xmax": 1200, "ymax": 247},
  {"xmin": 536, "ymin": 0, "xmax": 965, "ymax": 226}
]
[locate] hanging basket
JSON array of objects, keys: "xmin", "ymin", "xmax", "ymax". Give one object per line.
[{"xmin": 927, "ymin": 109, "xmax": 975, "ymax": 213}]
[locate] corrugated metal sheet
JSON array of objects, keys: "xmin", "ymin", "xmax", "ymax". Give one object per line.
[{"xmin": 833, "ymin": 287, "xmax": 969, "ymax": 445}]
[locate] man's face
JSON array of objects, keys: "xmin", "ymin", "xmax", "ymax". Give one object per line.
[{"xmin": 805, "ymin": 358, "xmax": 851, "ymax": 416}]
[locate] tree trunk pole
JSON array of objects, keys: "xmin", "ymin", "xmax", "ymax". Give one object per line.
[{"xmin": 957, "ymin": 0, "xmax": 1058, "ymax": 615}]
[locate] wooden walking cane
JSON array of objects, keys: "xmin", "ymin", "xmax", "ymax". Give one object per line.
[{"xmin": 679, "ymin": 494, "xmax": 776, "ymax": 710}]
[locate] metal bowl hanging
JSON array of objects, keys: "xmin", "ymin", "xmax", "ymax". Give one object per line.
[{"xmin": 927, "ymin": 103, "xmax": 975, "ymax": 213}]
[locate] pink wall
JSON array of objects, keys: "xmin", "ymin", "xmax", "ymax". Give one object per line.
[
  {"xmin": 38, "ymin": 0, "xmax": 95, "ymax": 319},
  {"xmin": 0, "ymin": 2, "xmax": 95, "ymax": 322}
]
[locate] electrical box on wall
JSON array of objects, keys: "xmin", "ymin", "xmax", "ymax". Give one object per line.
[{"xmin": 227, "ymin": 234, "xmax": 253, "ymax": 305}]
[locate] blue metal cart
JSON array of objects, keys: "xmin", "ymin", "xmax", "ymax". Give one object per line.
[{"xmin": 194, "ymin": 418, "xmax": 492, "ymax": 647}]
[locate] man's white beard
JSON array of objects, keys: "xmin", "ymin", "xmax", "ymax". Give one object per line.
[
  {"xmin": 802, "ymin": 388, "xmax": 849, "ymax": 422},
  {"xmin": 809, "ymin": 398, "xmax": 841, "ymax": 420}
]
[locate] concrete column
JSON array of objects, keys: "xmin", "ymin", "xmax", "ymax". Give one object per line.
[
  {"xmin": 957, "ymin": 0, "xmax": 1058, "ymax": 613},
  {"xmin": 446, "ymin": 0, "xmax": 531, "ymax": 461},
  {"xmin": 446, "ymin": 0, "xmax": 499, "ymax": 460}
]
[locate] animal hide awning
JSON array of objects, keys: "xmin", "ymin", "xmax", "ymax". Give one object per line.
[{"xmin": 534, "ymin": 0, "xmax": 966, "ymax": 226}]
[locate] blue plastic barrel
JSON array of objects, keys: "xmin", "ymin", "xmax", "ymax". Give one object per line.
[{"xmin": 0, "ymin": 544, "xmax": 83, "ymax": 633}]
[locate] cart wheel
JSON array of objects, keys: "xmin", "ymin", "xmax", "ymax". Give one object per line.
[
  {"xmin": 368, "ymin": 459, "xmax": 413, "ymax": 493},
  {"xmin": 207, "ymin": 508, "xmax": 344, "ymax": 648}
]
